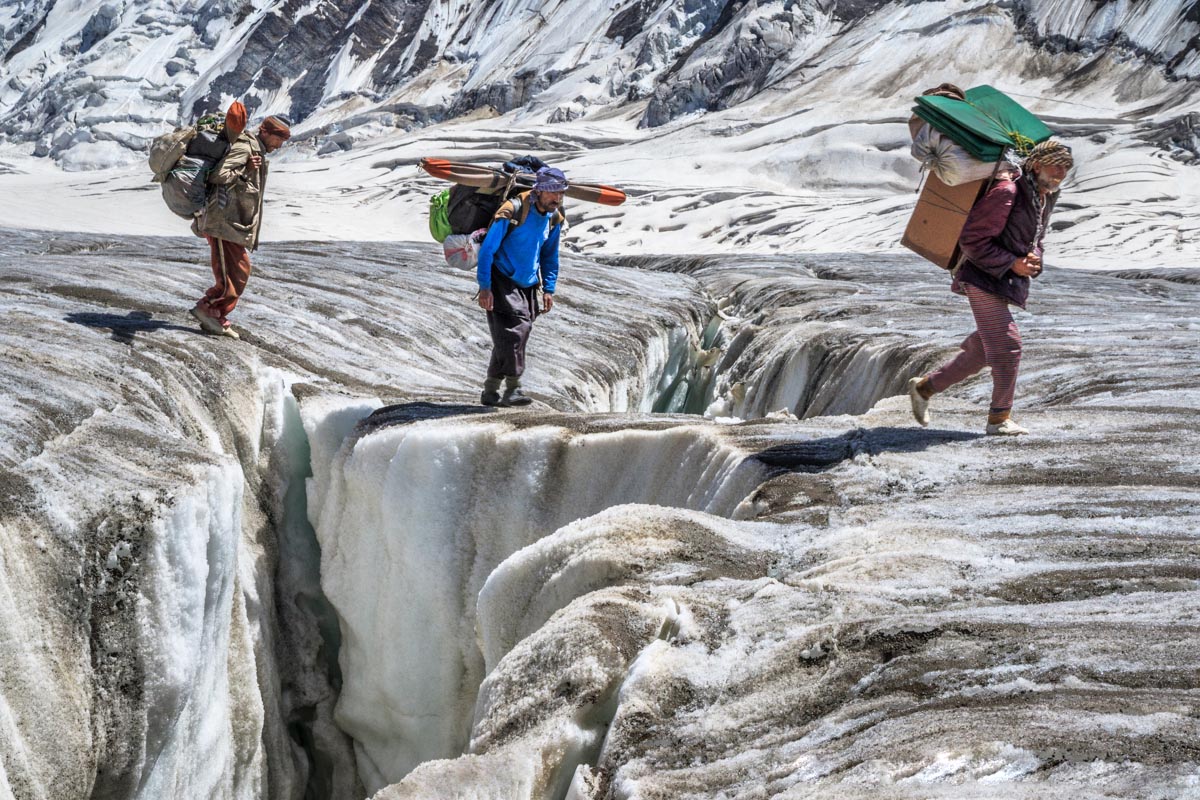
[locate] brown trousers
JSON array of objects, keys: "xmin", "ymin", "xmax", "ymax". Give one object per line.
[{"xmin": 199, "ymin": 235, "xmax": 252, "ymax": 319}]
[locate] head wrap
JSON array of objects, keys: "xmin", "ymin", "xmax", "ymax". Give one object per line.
[
  {"xmin": 224, "ymin": 101, "xmax": 247, "ymax": 139},
  {"xmin": 533, "ymin": 166, "xmax": 568, "ymax": 193},
  {"xmin": 1025, "ymin": 140, "xmax": 1073, "ymax": 169},
  {"xmin": 921, "ymin": 82, "xmax": 966, "ymax": 101},
  {"xmin": 260, "ymin": 116, "xmax": 292, "ymax": 140}
]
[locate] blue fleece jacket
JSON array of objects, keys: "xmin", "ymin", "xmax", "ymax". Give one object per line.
[{"xmin": 476, "ymin": 204, "xmax": 561, "ymax": 293}]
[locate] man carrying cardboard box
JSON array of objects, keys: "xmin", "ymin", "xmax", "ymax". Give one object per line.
[{"xmin": 907, "ymin": 140, "xmax": 1075, "ymax": 436}]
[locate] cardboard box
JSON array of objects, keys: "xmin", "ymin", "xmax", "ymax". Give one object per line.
[{"xmin": 901, "ymin": 173, "xmax": 986, "ymax": 269}]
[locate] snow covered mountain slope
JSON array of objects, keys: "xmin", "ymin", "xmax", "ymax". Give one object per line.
[
  {"xmin": 4, "ymin": 0, "xmax": 1198, "ymax": 155},
  {"xmin": 0, "ymin": 0, "xmax": 1197, "ymax": 267}
]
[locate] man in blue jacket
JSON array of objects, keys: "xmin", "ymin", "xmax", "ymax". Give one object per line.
[{"xmin": 475, "ymin": 166, "xmax": 568, "ymax": 407}]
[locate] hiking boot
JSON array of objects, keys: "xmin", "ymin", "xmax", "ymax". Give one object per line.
[
  {"xmin": 985, "ymin": 419, "xmax": 1029, "ymax": 436},
  {"xmin": 907, "ymin": 377, "xmax": 930, "ymax": 427},
  {"xmin": 480, "ymin": 389, "xmax": 502, "ymax": 407},
  {"xmin": 189, "ymin": 304, "xmax": 224, "ymax": 335},
  {"xmin": 500, "ymin": 387, "xmax": 533, "ymax": 407}
]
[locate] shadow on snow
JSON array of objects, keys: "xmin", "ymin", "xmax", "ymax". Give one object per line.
[
  {"xmin": 754, "ymin": 426, "xmax": 983, "ymax": 472},
  {"xmin": 65, "ymin": 310, "xmax": 197, "ymax": 344}
]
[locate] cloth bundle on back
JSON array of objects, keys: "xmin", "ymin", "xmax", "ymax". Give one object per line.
[
  {"xmin": 908, "ymin": 85, "xmax": 1052, "ymax": 187},
  {"xmin": 902, "ymin": 85, "xmax": 1055, "ymax": 270},
  {"xmin": 149, "ymin": 102, "xmax": 248, "ymax": 219}
]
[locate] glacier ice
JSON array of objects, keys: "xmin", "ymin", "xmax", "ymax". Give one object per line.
[
  {"xmin": 0, "ymin": 0, "xmax": 1197, "ymax": 796},
  {"xmin": 0, "ymin": 230, "xmax": 733, "ymax": 798},
  {"xmin": 6, "ymin": 228, "xmax": 1192, "ymax": 799}
]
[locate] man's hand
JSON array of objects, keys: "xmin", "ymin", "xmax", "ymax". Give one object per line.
[
  {"xmin": 1026, "ymin": 252, "xmax": 1043, "ymax": 277},
  {"xmin": 477, "ymin": 289, "xmax": 493, "ymax": 311},
  {"xmin": 1011, "ymin": 255, "xmax": 1041, "ymax": 278},
  {"xmin": 249, "ymin": 155, "xmax": 263, "ymax": 170},
  {"xmin": 542, "ymin": 293, "xmax": 554, "ymax": 313}
]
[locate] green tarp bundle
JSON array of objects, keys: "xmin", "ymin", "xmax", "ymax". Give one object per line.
[{"xmin": 913, "ymin": 85, "xmax": 1054, "ymax": 163}]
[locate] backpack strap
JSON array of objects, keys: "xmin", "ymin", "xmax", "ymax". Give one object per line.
[
  {"xmin": 493, "ymin": 191, "xmax": 565, "ymax": 232},
  {"xmin": 487, "ymin": 191, "xmax": 565, "ymax": 292}
]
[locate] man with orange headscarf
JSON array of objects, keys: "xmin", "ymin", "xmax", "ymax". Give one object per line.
[{"xmin": 189, "ymin": 113, "xmax": 291, "ymax": 339}]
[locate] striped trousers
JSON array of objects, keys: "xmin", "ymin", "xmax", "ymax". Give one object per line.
[{"xmin": 927, "ymin": 283, "xmax": 1022, "ymax": 413}]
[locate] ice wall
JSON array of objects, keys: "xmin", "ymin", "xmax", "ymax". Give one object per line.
[
  {"xmin": 306, "ymin": 414, "xmax": 767, "ymax": 794},
  {"xmin": 130, "ymin": 459, "xmax": 265, "ymax": 798},
  {"xmin": 0, "ymin": 362, "xmax": 290, "ymax": 799}
]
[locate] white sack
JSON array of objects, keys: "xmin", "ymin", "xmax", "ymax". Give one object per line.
[
  {"xmin": 443, "ymin": 230, "xmax": 487, "ymax": 271},
  {"xmin": 911, "ymin": 123, "xmax": 1004, "ymax": 186}
]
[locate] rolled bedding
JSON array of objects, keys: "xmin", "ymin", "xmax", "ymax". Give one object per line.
[{"xmin": 911, "ymin": 123, "xmax": 1017, "ymax": 186}]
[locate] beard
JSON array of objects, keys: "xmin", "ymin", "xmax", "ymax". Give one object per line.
[{"xmin": 1033, "ymin": 169, "xmax": 1065, "ymax": 193}]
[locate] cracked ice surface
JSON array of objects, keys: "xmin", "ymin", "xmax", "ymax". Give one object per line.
[
  {"xmin": 372, "ymin": 257, "xmax": 1200, "ymax": 798},
  {"xmin": 0, "ymin": 228, "xmax": 1198, "ymax": 799},
  {"xmin": 0, "ymin": 228, "xmax": 713, "ymax": 799}
]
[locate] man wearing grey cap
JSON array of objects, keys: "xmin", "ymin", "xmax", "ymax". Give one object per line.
[{"xmin": 475, "ymin": 166, "xmax": 568, "ymax": 407}]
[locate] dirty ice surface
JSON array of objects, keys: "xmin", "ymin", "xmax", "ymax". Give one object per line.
[{"xmin": 4, "ymin": 227, "xmax": 1196, "ymax": 798}]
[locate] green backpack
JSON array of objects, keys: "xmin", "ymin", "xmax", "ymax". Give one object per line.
[{"xmin": 429, "ymin": 189, "xmax": 452, "ymax": 242}]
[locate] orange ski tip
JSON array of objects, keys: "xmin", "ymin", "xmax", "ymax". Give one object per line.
[
  {"xmin": 420, "ymin": 158, "xmax": 503, "ymax": 180},
  {"xmin": 594, "ymin": 187, "xmax": 626, "ymax": 206},
  {"xmin": 419, "ymin": 157, "xmax": 454, "ymax": 178}
]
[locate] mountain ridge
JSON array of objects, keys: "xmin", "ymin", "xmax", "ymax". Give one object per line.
[{"xmin": 1, "ymin": 0, "xmax": 1197, "ymax": 169}]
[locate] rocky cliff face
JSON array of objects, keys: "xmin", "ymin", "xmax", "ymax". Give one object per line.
[{"xmin": 1, "ymin": 0, "xmax": 1197, "ymax": 168}]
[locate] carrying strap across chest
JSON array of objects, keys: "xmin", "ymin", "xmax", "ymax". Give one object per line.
[{"xmin": 495, "ymin": 191, "xmax": 565, "ymax": 233}]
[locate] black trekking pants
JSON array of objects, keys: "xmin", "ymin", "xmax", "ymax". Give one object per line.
[{"xmin": 486, "ymin": 268, "xmax": 540, "ymax": 380}]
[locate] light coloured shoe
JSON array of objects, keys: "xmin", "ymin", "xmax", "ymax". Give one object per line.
[
  {"xmin": 216, "ymin": 314, "xmax": 241, "ymax": 339},
  {"xmin": 189, "ymin": 304, "xmax": 224, "ymax": 335},
  {"xmin": 907, "ymin": 377, "xmax": 930, "ymax": 427},
  {"xmin": 986, "ymin": 419, "xmax": 1028, "ymax": 436}
]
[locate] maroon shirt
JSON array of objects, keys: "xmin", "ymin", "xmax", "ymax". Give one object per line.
[{"xmin": 954, "ymin": 173, "xmax": 1057, "ymax": 309}]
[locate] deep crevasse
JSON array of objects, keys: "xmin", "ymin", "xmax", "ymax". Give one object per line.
[
  {"xmin": 303, "ymin": 411, "xmax": 767, "ymax": 795},
  {"xmin": 0, "ymin": 241, "xmax": 718, "ymax": 800},
  {"xmin": 56, "ymin": 287, "xmax": 713, "ymax": 800},
  {"xmin": 552, "ymin": 322, "xmax": 706, "ymax": 414},
  {"xmin": 91, "ymin": 367, "xmax": 353, "ymax": 800}
]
